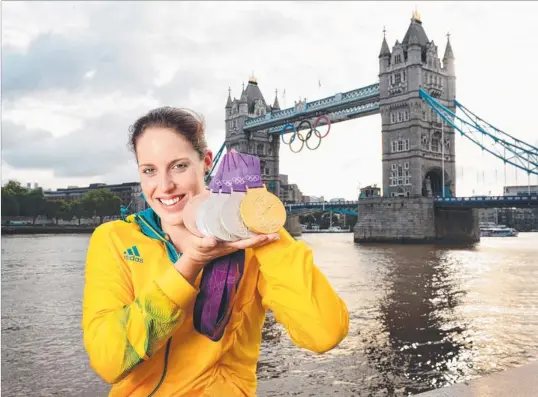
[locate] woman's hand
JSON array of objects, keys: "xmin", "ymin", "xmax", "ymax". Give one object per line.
[{"xmin": 171, "ymin": 230, "xmax": 279, "ymax": 285}]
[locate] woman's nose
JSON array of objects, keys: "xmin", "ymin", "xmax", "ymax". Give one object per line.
[{"xmin": 159, "ymin": 173, "xmax": 175, "ymax": 192}]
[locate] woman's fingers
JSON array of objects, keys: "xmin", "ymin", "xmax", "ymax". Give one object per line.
[{"xmin": 224, "ymin": 233, "xmax": 280, "ymax": 250}]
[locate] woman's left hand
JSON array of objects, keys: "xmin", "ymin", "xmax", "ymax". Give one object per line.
[{"xmin": 223, "ymin": 233, "xmax": 280, "ymax": 250}]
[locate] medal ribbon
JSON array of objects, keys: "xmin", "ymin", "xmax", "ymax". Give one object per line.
[{"xmin": 192, "ymin": 149, "xmax": 261, "ymax": 341}]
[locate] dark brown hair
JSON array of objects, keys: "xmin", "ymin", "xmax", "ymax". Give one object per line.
[{"xmin": 128, "ymin": 107, "xmax": 208, "ymax": 159}]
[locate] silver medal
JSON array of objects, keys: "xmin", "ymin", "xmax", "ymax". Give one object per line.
[
  {"xmin": 205, "ymin": 192, "xmax": 240, "ymax": 242},
  {"xmin": 220, "ymin": 191, "xmax": 257, "ymax": 239},
  {"xmin": 195, "ymin": 198, "xmax": 213, "ymax": 238}
]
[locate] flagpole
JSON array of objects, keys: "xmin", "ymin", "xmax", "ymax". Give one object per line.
[{"xmin": 442, "ymin": 118, "xmax": 445, "ymax": 198}]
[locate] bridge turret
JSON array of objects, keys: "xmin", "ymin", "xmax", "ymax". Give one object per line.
[
  {"xmin": 223, "ymin": 76, "xmax": 281, "ymax": 197},
  {"xmin": 443, "ymin": 34, "xmax": 456, "ymax": 105},
  {"xmin": 443, "ymin": 35, "xmax": 455, "ymax": 74},
  {"xmin": 379, "ymin": 31, "xmax": 391, "ymax": 73},
  {"xmin": 225, "ymin": 87, "xmax": 232, "ymax": 118},
  {"xmin": 272, "ymin": 90, "xmax": 280, "ymax": 111},
  {"xmin": 380, "ymin": 11, "xmax": 457, "ymax": 199}
]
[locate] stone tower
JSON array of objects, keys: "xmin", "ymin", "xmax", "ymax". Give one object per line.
[
  {"xmin": 224, "ymin": 76, "xmax": 281, "ymax": 196},
  {"xmin": 379, "ymin": 12, "xmax": 456, "ymax": 198}
]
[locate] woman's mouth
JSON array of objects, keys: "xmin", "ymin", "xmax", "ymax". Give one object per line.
[{"xmin": 158, "ymin": 194, "xmax": 186, "ymax": 208}]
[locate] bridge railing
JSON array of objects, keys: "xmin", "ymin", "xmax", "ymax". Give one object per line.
[{"xmin": 433, "ymin": 195, "xmax": 538, "ymax": 207}]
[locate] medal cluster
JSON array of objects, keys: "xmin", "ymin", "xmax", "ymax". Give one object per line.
[{"xmin": 183, "ymin": 150, "xmax": 287, "ymax": 241}]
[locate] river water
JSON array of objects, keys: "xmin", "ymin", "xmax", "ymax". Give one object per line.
[{"xmin": 1, "ymin": 232, "xmax": 537, "ymax": 397}]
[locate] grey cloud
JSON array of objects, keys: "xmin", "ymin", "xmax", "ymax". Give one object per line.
[
  {"xmin": 2, "ymin": 2, "xmax": 298, "ymax": 102},
  {"xmin": 2, "ymin": 112, "xmax": 140, "ymax": 178}
]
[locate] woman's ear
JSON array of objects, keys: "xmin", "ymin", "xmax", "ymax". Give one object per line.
[{"xmin": 204, "ymin": 149, "xmax": 213, "ymax": 174}]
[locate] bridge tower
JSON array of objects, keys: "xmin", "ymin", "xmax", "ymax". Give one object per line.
[
  {"xmin": 224, "ymin": 76, "xmax": 281, "ymax": 196},
  {"xmin": 379, "ymin": 11, "xmax": 456, "ymax": 198}
]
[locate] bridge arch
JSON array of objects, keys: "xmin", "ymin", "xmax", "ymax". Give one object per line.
[{"xmin": 422, "ymin": 167, "xmax": 452, "ymax": 197}]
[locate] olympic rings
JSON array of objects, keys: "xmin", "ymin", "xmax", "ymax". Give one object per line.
[
  {"xmin": 280, "ymin": 115, "xmax": 331, "ymax": 153},
  {"xmin": 296, "ymin": 120, "xmax": 313, "ymax": 142},
  {"xmin": 280, "ymin": 123, "xmax": 296, "ymax": 145},
  {"xmin": 313, "ymin": 115, "xmax": 330, "ymax": 138}
]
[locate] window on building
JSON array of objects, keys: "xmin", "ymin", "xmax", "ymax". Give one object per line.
[
  {"xmin": 392, "ymin": 141, "xmax": 398, "ymax": 152},
  {"xmin": 404, "ymin": 110, "xmax": 409, "ymax": 121},
  {"xmin": 403, "ymin": 70, "xmax": 406, "ymax": 81},
  {"xmin": 397, "ymin": 112, "xmax": 402, "ymax": 122},
  {"xmin": 265, "ymin": 168, "xmax": 270, "ymax": 175},
  {"xmin": 398, "ymin": 140, "xmax": 403, "ymax": 151},
  {"xmin": 431, "ymin": 135, "xmax": 440, "ymax": 152},
  {"xmin": 395, "ymin": 54, "xmax": 402, "ymax": 64},
  {"xmin": 395, "ymin": 73, "xmax": 402, "ymax": 84},
  {"xmin": 257, "ymin": 144, "xmax": 264, "ymax": 156},
  {"xmin": 391, "ymin": 164, "xmax": 397, "ymax": 171},
  {"xmin": 405, "ymin": 139, "xmax": 409, "ymax": 151},
  {"xmin": 391, "ymin": 113, "xmax": 396, "ymax": 123}
]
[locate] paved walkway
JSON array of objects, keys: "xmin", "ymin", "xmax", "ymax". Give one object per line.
[{"xmin": 416, "ymin": 361, "xmax": 538, "ymax": 397}]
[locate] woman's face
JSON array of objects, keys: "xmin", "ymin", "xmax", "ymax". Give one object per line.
[{"xmin": 136, "ymin": 126, "xmax": 212, "ymax": 227}]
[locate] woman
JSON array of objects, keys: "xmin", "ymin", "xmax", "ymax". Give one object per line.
[{"xmin": 82, "ymin": 107, "xmax": 349, "ymax": 397}]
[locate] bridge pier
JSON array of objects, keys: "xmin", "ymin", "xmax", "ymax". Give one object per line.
[
  {"xmin": 353, "ymin": 197, "xmax": 480, "ymax": 244},
  {"xmin": 284, "ymin": 215, "xmax": 302, "ymax": 237}
]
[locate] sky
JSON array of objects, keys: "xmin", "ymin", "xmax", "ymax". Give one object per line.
[{"xmin": 2, "ymin": 1, "xmax": 538, "ymax": 200}]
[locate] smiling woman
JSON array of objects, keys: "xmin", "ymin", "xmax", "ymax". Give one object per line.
[{"xmin": 81, "ymin": 106, "xmax": 349, "ymax": 397}]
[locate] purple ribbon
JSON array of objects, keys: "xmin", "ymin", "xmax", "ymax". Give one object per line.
[
  {"xmin": 219, "ymin": 149, "xmax": 263, "ymax": 192},
  {"xmin": 192, "ymin": 148, "xmax": 262, "ymax": 341}
]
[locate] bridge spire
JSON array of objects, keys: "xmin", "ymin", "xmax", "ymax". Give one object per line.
[
  {"xmin": 225, "ymin": 86, "xmax": 232, "ymax": 108},
  {"xmin": 443, "ymin": 31, "xmax": 455, "ymax": 60},
  {"xmin": 379, "ymin": 27, "xmax": 391, "ymax": 58},
  {"xmin": 272, "ymin": 89, "xmax": 280, "ymax": 110}
]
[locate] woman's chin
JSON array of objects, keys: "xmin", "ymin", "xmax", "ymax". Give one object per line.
[{"xmin": 156, "ymin": 210, "xmax": 184, "ymax": 227}]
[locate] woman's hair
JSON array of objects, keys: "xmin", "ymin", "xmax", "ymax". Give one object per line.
[{"xmin": 128, "ymin": 107, "xmax": 208, "ymax": 159}]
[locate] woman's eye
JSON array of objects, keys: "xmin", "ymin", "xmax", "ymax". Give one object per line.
[
  {"xmin": 173, "ymin": 163, "xmax": 188, "ymax": 170},
  {"xmin": 142, "ymin": 168, "xmax": 155, "ymax": 174}
]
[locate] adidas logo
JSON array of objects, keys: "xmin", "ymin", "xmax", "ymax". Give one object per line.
[{"xmin": 124, "ymin": 245, "xmax": 144, "ymax": 263}]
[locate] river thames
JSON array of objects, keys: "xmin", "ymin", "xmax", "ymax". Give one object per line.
[{"xmin": 1, "ymin": 232, "xmax": 537, "ymax": 396}]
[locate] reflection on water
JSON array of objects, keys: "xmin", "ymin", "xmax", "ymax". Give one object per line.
[{"xmin": 2, "ymin": 233, "xmax": 538, "ymax": 396}]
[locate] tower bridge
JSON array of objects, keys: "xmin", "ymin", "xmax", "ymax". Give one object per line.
[{"xmin": 220, "ymin": 12, "xmax": 538, "ymax": 243}]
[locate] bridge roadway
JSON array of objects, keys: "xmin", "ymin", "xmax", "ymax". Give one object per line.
[
  {"xmin": 284, "ymin": 195, "xmax": 538, "ymax": 215},
  {"xmin": 243, "ymin": 83, "xmax": 380, "ymax": 134}
]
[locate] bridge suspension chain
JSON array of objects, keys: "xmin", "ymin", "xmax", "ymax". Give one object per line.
[{"xmin": 420, "ymin": 89, "xmax": 538, "ymax": 176}]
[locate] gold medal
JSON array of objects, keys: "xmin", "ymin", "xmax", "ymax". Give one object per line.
[{"xmin": 240, "ymin": 185, "xmax": 286, "ymax": 234}]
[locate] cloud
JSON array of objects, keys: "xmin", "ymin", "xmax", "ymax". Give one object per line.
[
  {"xmin": 2, "ymin": 1, "xmax": 538, "ymax": 196},
  {"xmin": 2, "ymin": 112, "xmax": 138, "ymax": 178}
]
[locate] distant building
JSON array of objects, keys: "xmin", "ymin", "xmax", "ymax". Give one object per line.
[
  {"xmin": 330, "ymin": 197, "xmax": 346, "ymax": 202},
  {"xmin": 308, "ymin": 195, "xmax": 325, "ymax": 202},
  {"xmin": 44, "ymin": 182, "xmax": 146, "ymax": 213},
  {"xmin": 478, "ymin": 208, "xmax": 499, "ymax": 224},
  {"xmin": 278, "ymin": 174, "xmax": 304, "ymax": 203},
  {"xmin": 359, "ymin": 185, "xmax": 381, "ymax": 198},
  {"xmin": 504, "ymin": 185, "xmax": 538, "ymax": 196}
]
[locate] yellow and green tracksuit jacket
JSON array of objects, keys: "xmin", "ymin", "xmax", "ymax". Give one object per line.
[{"xmin": 82, "ymin": 208, "xmax": 349, "ymax": 397}]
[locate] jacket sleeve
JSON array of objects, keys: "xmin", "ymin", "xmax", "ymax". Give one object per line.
[
  {"xmin": 254, "ymin": 228, "xmax": 349, "ymax": 354},
  {"xmin": 82, "ymin": 223, "xmax": 198, "ymax": 384}
]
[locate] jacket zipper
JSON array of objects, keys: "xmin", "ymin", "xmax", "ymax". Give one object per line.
[
  {"xmin": 136, "ymin": 215, "xmax": 181, "ymax": 396},
  {"xmin": 147, "ymin": 338, "xmax": 172, "ymax": 397}
]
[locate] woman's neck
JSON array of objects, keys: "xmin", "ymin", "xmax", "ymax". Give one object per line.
[{"xmin": 161, "ymin": 222, "xmax": 190, "ymax": 253}]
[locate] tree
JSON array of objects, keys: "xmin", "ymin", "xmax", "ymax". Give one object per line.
[
  {"xmin": 82, "ymin": 189, "xmax": 121, "ymax": 224},
  {"xmin": 20, "ymin": 187, "xmax": 46, "ymax": 224},
  {"xmin": 44, "ymin": 200, "xmax": 72, "ymax": 224},
  {"xmin": 1, "ymin": 191, "xmax": 20, "ymax": 217},
  {"xmin": 70, "ymin": 200, "xmax": 88, "ymax": 225}
]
